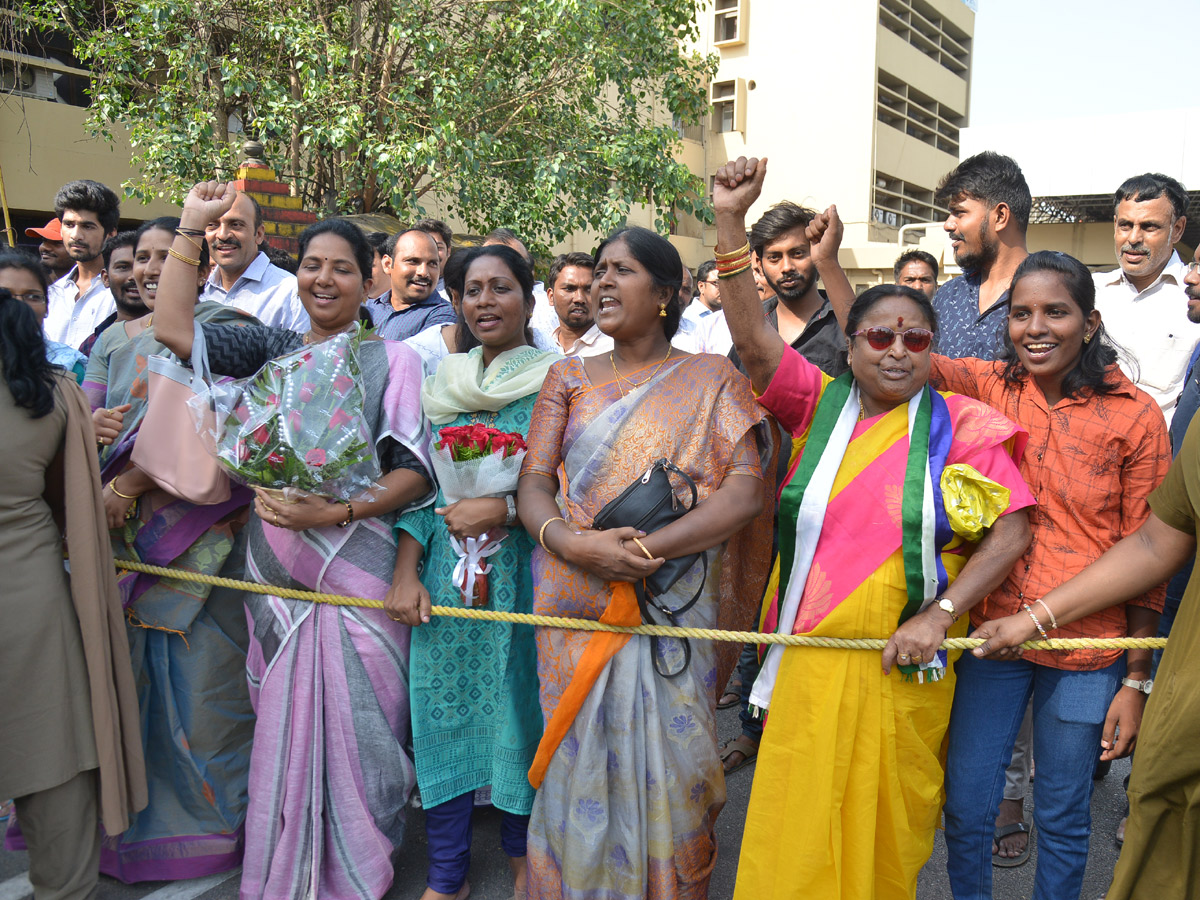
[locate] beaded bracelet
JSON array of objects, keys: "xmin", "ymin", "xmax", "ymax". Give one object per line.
[
  {"xmin": 1022, "ymin": 603, "xmax": 1049, "ymax": 640},
  {"xmin": 336, "ymin": 500, "xmax": 354, "ymax": 528}
]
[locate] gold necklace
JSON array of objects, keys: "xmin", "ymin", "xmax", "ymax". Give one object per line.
[{"xmin": 610, "ymin": 345, "xmax": 673, "ymax": 392}]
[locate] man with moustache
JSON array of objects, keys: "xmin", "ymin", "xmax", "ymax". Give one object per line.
[
  {"xmin": 44, "ymin": 180, "xmax": 118, "ymax": 348},
  {"xmin": 931, "ymin": 152, "xmax": 1031, "ymax": 359},
  {"xmin": 894, "ymin": 249, "xmax": 939, "ymax": 302},
  {"xmin": 367, "ymin": 228, "xmax": 455, "ymax": 341},
  {"xmin": 25, "ymin": 218, "xmax": 73, "ymax": 282},
  {"xmin": 687, "ymin": 260, "xmax": 722, "ymax": 320},
  {"xmin": 79, "ymin": 232, "xmax": 148, "ymax": 358},
  {"xmin": 546, "ymin": 251, "xmax": 609, "ymax": 357},
  {"xmin": 200, "ymin": 191, "xmax": 309, "ymax": 331},
  {"xmin": 1093, "ymin": 173, "xmax": 1196, "ymax": 424}
]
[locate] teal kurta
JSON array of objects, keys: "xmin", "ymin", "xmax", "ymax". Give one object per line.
[{"xmin": 398, "ymin": 394, "xmax": 543, "ymax": 814}]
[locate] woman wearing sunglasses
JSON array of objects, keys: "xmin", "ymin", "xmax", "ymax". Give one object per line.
[
  {"xmin": 923, "ymin": 249, "xmax": 1171, "ymax": 900},
  {"xmin": 713, "ymin": 157, "xmax": 1035, "ymax": 900}
]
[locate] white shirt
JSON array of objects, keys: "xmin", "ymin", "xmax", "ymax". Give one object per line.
[
  {"xmin": 1093, "ymin": 251, "xmax": 1198, "ymax": 424},
  {"xmin": 201, "ymin": 252, "xmax": 310, "ymax": 332},
  {"xmin": 44, "ymin": 266, "xmax": 115, "ymax": 349},
  {"xmin": 551, "ymin": 322, "xmax": 613, "ymax": 358},
  {"xmin": 681, "ymin": 299, "xmax": 717, "ymax": 326},
  {"xmin": 530, "ymin": 281, "xmax": 559, "ymax": 338},
  {"xmin": 671, "ymin": 309, "xmax": 734, "ymax": 357}
]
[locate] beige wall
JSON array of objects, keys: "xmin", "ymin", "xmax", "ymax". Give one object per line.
[{"xmin": 0, "ymin": 95, "xmax": 178, "ymax": 222}]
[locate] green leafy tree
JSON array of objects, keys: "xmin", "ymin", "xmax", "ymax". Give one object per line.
[{"xmin": 23, "ymin": 0, "xmax": 716, "ymax": 248}]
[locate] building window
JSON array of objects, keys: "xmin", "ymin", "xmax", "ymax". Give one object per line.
[
  {"xmin": 872, "ymin": 171, "xmax": 944, "ymax": 228},
  {"xmin": 713, "ymin": 0, "xmax": 747, "ymax": 47},
  {"xmin": 878, "ymin": 0, "xmax": 971, "ymax": 80},
  {"xmin": 876, "ymin": 68, "xmax": 963, "ymax": 155},
  {"xmin": 710, "ymin": 78, "xmax": 746, "ymax": 134}
]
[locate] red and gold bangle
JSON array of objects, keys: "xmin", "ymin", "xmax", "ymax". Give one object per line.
[{"xmin": 717, "ymin": 258, "xmax": 753, "ymax": 279}]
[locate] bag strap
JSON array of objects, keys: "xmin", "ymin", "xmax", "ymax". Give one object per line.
[
  {"xmin": 661, "ymin": 459, "xmax": 698, "ymax": 510},
  {"xmin": 635, "ymin": 550, "xmax": 707, "ymax": 679},
  {"xmin": 189, "ymin": 320, "xmax": 213, "ymax": 390}
]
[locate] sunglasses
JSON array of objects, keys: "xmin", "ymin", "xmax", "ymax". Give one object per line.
[{"xmin": 851, "ymin": 326, "xmax": 934, "ymax": 352}]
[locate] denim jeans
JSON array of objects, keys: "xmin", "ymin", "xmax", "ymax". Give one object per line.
[
  {"xmin": 943, "ymin": 650, "xmax": 1122, "ymax": 900},
  {"xmin": 735, "ymin": 641, "xmax": 764, "ymax": 742},
  {"xmin": 425, "ymin": 791, "xmax": 530, "ymax": 893}
]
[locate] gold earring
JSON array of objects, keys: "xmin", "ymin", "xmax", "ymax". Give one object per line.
[
  {"xmin": 1084, "ymin": 332, "xmax": 1092, "ymax": 344},
  {"xmin": 659, "ymin": 303, "xmax": 667, "ymax": 318}
]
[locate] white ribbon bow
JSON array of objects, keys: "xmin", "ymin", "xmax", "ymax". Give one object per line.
[{"xmin": 449, "ymin": 530, "xmax": 505, "ymax": 606}]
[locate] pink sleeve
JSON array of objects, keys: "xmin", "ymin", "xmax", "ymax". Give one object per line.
[
  {"xmin": 756, "ymin": 345, "xmax": 828, "ymax": 437},
  {"xmin": 962, "ymin": 443, "xmax": 1037, "ymax": 515}
]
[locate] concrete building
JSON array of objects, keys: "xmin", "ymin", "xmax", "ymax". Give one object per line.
[
  {"xmin": 1, "ymin": 28, "xmax": 177, "ymax": 245},
  {"xmin": 667, "ymin": 0, "xmax": 978, "ymax": 289}
]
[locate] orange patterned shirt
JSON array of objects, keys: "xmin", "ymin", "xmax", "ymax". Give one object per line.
[{"xmin": 930, "ymin": 356, "xmax": 1171, "ymax": 670}]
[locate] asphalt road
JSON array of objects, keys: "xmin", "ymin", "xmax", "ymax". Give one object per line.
[{"xmin": 1, "ymin": 704, "xmax": 1129, "ymax": 899}]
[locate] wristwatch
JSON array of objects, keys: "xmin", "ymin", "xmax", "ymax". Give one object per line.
[
  {"xmin": 1121, "ymin": 677, "xmax": 1153, "ymax": 695},
  {"xmin": 935, "ymin": 596, "xmax": 960, "ymax": 622},
  {"xmin": 504, "ymin": 494, "xmax": 518, "ymax": 527}
]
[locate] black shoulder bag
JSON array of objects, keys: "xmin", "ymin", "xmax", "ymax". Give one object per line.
[{"xmin": 592, "ymin": 458, "xmax": 707, "ymax": 677}]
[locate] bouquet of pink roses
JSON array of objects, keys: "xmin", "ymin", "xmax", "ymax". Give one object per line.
[
  {"xmin": 429, "ymin": 424, "xmax": 528, "ymax": 606},
  {"xmin": 191, "ymin": 330, "xmax": 381, "ymax": 498}
]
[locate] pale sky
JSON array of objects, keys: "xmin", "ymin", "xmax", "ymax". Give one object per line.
[{"xmin": 969, "ymin": 0, "xmax": 1196, "ymax": 127}]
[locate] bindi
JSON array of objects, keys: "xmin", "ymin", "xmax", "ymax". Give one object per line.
[{"xmin": 897, "ymin": 316, "xmax": 904, "ymax": 328}]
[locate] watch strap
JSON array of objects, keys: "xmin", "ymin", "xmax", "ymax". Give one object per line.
[{"xmin": 1121, "ymin": 677, "xmax": 1153, "ymax": 695}]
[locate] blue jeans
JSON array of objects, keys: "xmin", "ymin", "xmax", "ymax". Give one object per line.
[
  {"xmin": 735, "ymin": 641, "xmax": 764, "ymax": 742},
  {"xmin": 944, "ymin": 651, "xmax": 1122, "ymax": 900}
]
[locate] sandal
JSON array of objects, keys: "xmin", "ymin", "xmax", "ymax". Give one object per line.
[
  {"xmin": 717, "ymin": 690, "xmax": 741, "ymax": 710},
  {"xmin": 719, "ymin": 734, "xmax": 758, "ymax": 775},
  {"xmin": 992, "ymin": 821, "xmax": 1034, "ymax": 868}
]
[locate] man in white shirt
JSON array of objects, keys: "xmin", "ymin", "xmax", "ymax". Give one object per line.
[
  {"xmin": 682, "ymin": 260, "xmax": 720, "ymax": 325},
  {"xmin": 44, "ymin": 179, "xmax": 119, "ymax": 348},
  {"xmin": 201, "ymin": 191, "xmax": 309, "ymax": 331},
  {"xmin": 546, "ymin": 252, "xmax": 610, "ymax": 357},
  {"xmin": 1093, "ymin": 173, "xmax": 1195, "ymax": 424},
  {"xmin": 484, "ymin": 227, "xmax": 557, "ymax": 337}
]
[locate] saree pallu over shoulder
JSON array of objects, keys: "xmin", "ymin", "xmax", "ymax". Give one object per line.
[
  {"xmin": 521, "ymin": 354, "xmax": 775, "ymax": 900},
  {"xmin": 735, "ymin": 351, "xmax": 1035, "ymax": 900},
  {"xmin": 239, "ymin": 339, "xmax": 434, "ymax": 900}
]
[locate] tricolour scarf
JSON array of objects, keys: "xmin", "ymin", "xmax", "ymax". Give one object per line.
[
  {"xmin": 749, "ymin": 373, "xmax": 954, "ymax": 714},
  {"xmin": 420, "ymin": 344, "xmax": 557, "ymax": 425}
]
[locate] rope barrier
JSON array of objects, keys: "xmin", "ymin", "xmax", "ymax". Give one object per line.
[{"xmin": 113, "ymin": 558, "xmax": 1167, "ymax": 651}]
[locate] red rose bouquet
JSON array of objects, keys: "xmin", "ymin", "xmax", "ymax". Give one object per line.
[
  {"xmin": 429, "ymin": 424, "xmax": 528, "ymax": 606},
  {"xmin": 191, "ymin": 330, "xmax": 381, "ymax": 498}
]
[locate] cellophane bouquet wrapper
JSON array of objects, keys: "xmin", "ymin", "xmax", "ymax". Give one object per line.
[
  {"xmin": 429, "ymin": 425, "xmax": 528, "ymax": 606},
  {"xmin": 190, "ymin": 329, "xmax": 382, "ymax": 498}
]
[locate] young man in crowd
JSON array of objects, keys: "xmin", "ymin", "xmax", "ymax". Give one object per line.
[
  {"xmin": 79, "ymin": 231, "xmax": 148, "ymax": 357},
  {"xmin": 546, "ymin": 251, "xmax": 609, "ymax": 357},
  {"xmin": 1093, "ymin": 173, "xmax": 1196, "ymax": 424},
  {"xmin": 893, "ymin": 248, "xmax": 939, "ymax": 302},
  {"xmin": 25, "ymin": 218, "xmax": 72, "ymax": 282},
  {"xmin": 932, "ymin": 152, "xmax": 1030, "ymax": 358},
  {"xmin": 44, "ymin": 179, "xmax": 118, "ymax": 348},
  {"xmin": 201, "ymin": 191, "xmax": 309, "ymax": 331}
]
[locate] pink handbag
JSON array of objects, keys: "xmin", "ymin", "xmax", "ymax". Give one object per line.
[{"xmin": 131, "ymin": 322, "xmax": 231, "ymax": 505}]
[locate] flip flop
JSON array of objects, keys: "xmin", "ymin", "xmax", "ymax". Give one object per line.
[
  {"xmin": 992, "ymin": 821, "xmax": 1034, "ymax": 867},
  {"xmin": 720, "ymin": 734, "xmax": 759, "ymax": 775},
  {"xmin": 717, "ymin": 690, "xmax": 741, "ymax": 710}
]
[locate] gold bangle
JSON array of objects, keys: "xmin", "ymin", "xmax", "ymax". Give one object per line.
[
  {"xmin": 538, "ymin": 516, "xmax": 567, "ymax": 554},
  {"xmin": 714, "ymin": 241, "xmax": 751, "ymax": 261},
  {"xmin": 630, "ymin": 537, "xmax": 654, "ymax": 560},
  {"xmin": 175, "ymin": 230, "xmax": 204, "ymax": 253},
  {"xmin": 108, "ymin": 475, "xmax": 138, "ymax": 500},
  {"xmin": 167, "ymin": 247, "xmax": 201, "ymax": 267}
]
